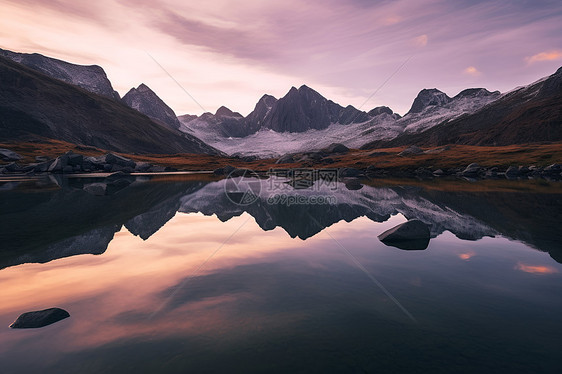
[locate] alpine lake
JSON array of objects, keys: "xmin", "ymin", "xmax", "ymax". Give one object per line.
[{"xmin": 1, "ymin": 172, "xmax": 561, "ymax": 373}]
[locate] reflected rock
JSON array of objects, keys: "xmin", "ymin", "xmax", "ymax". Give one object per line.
[
  {"xmin": 286, "ymin": 178, "xmax": 314, "ymax": 190},
  {"xmin": 0, "ymin": 148, "xmax": 23, "ymax": 161},
  {"xmin": 549, "ymin": 250, "xmax": 562, "ymax": 264},
  {"xmin": 378, "ymin": 219, "xmax": 431, "ymax": 250},
  {"xmin": 83, "ymin": 183, "xmax": 107, "ymax": 196},
  {"xmin": 10, "ymin": 307, "xmax": 70, "ymax": 329},
  {"xmin": 380, "ymin": 238, "xmax": 430, "ymax": 251}
]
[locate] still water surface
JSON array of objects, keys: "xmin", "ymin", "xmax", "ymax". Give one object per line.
[{"xmin": 0, "ymin": 176, "xmax": 561, "ymax": 373}]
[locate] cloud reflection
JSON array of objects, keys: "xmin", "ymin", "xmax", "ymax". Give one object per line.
[{"xmin": 515, "ymin": 262, "xmax": 558, "ymax": 275}]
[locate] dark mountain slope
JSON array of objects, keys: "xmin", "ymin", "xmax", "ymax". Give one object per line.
[
  {"xmin": 0, "ymin": 56, "xmax": 219, "ymax": 154},
  {"xmin": 259, "ymin": 85, "xmax": 368, "ymax": 132},
  {"xmin": 0, "ymin": 47, "xmax": 120, "ymax": 100},
  {"xmin": 122, "ymin": 83, "xmax": 182, "ymax": 130},
  {"xmin": 362, "ymin": 67, "xmax": 562, "ymax": 148}
]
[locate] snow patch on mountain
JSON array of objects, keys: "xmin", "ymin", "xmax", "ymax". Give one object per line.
[
  {"xmin": 180, "ymin": 112, "xmax": 403, "ymax": 157},
  {"xmin": 178, "ymin": 86, "xmax": 500, "ymax": 157}
]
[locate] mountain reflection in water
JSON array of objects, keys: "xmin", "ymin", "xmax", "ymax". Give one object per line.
[
  {"xmin": 1, "ymin": 175, "xmax": 560, "ymax": 269},
  {"xmin": 1, "ymin": 175, "xmax": 562, "ymax": 373}
]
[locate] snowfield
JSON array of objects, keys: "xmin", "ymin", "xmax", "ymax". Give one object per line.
[
  {"xmin": 180, "ymin": 113, "xmax": 403, "ymax": 158},
  {"xmin": 178, "ymin": 89, "xmax": 501, "ymax": 158}
]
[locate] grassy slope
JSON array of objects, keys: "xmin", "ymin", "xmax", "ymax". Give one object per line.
[{"xmin": 2, "ymin": 139, "xmax": 561, "ymax": 172}]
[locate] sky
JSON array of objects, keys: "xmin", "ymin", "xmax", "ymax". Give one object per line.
[{"xmin": 1, "ymin": 0, "xmax": 562, "ymax": 116}]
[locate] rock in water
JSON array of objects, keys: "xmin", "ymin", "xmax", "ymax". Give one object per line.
[
  {"xmin": 378, "ymin": 219, "xmax": 431, "ymax": 250},
  {"xmin": 10, "ymin": 307, "xmax": 70, "ymax": 329}
]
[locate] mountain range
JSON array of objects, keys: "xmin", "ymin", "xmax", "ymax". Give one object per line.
[
  {"xmin": 0, "ymin": 51, "xmax": 219, "ymax": 154},
  {"xmin": 0, "ymin": 47, "xmax": 560, "ymax": 157}
]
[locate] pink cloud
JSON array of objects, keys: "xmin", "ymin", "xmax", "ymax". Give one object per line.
[
  {"xmin": 413, "ymin": 34, "xmax": 428, "ymax": 47},
  {"xmin": 526, "ymin": 50, "xmax": 562, "ymax": 64},
  {"xmin": 463, "ymin": 66, "xmax": 482, "ymax": 76}
]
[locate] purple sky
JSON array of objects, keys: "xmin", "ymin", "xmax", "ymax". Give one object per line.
[{"xmin": 1, "ymin": 0, "xmax": 561, "ymax": 115}]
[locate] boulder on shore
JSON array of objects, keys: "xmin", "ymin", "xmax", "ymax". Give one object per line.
[
  {"xmin": 462, "ymin": 163, "xmax": 482, "ymax": 177},
  {"xmin": 505, "ymin": 165, "xmax": 520, "ymax": 178},
  {"xmin": 339, "ymin": 167, "xmax": 361, "ymax": 178},
  {"xmin": 102, "ymin": 153, "xmax": 136, "ymax": 168},
  {"xmin": 398, "ymin": 145, "xmax": 423, "ymax": 156},
  {"xmin": 323, "ymin": 143, "xmax": 350, "ymax": 154},
  {"xmin": 378, "ymin": 219, "xmax": 431, "ymax": 250},
  {"xmin": 275, "ymin": 154, "xmax": 295, "ymax": 164},
  {"xmin": 0, "ymin": 148, "xmax": 23, "ymax": 161},
  {"xmin": 344, "ymin": 178, "xmax": 363, "ymax": 190},
  {"xmin": 10, "ymin": 307, "xmax": 70, "ymax": 329}
]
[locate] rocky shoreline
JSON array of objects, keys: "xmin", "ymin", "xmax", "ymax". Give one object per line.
[
  {"xmin": 1, "ymin": 146, "xmax": 561, "ymax": 182},
  {"xmin": 0, "ymin": 148, "xmax": 178, "ymax": 175}
]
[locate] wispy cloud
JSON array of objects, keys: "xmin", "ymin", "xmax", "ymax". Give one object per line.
[
  {"xmin": 1, "ymin": 0, "xmax": 562, "ymax": 115},
  {"xmin": 526, "ymin": 50, "xmax": 562, "ymax": 64},
  {"xmin": 413, "ymin": 34, "xmax": 428, "ymax": 47}
]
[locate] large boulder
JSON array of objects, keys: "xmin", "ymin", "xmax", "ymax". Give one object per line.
[
  {"xmin": 323, "ymin": 143, "xmax": 349, "ymax": 154},
  {"xmin": 48, "ymin": 155, "xmax": 69, "ymax": 173},
  {"xmin": 543, "ymin": 163, "xmax": 561, "ymax": 175},
  {"xmin": 0, "ymin": 148, "xmax": 23, "ymax": 161},
  {"xmin": 33, "ymin": 161, "xmax": 52, "ymax": 173},
  {"xmin": 339, "ymin": 167, "xmax": 361, "ymax": 178},
  {"xmin": 505, "ymin": 165, "xmax": 520, "ymax": 178},
  {"xmin": 398, "ymin": 145, "xmax": 423, "ymax": 156},
  {"xmin": 4, "ymin": 162, "xmax": 23, "ymax": 173},
  {"xmin": 223, "ymin": 165, "xmax": 236, "ymax": 175},
  {"xmin": 66, "ymin": 151, "xmax": 83, "ymax": 166},
  {"xmin": 378, "ymin": 219, "xmax": 431, "ymax": 250},
  {"xmin": 462, "ymin": 163, "xmax": 482, "ymax": 177},
  {"xmin": 344, "ymin": 178, "xmax": 363, "ymax": 190},
  {"xmin": 101, "ymin": 153, "xmax": 136, "ymax": 168},
  {"xmin": 275, "ymin": 154, "xmax": 295, "ymax": 164},
  {"xmin": 10, "ymin": 307, "xmax": 70, "ymax": 328},
  {"xmin": 134, "ymin": 162, "xmax": 152, "ymax": 172}
]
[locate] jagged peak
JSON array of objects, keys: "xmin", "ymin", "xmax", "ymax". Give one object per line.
[
  {"xmin": 258, "ymin": 93, "xmax": 277, "ymax": 104},
  {"xmin": 283, "ymin": 85, "xmax": 323, "ymax": 99},
  {"xmin": 368, "ymin": 106, "xmax": 394, "ymax": 117},
  {"xmin": 406, "ymin": 88, "xmax": 451, "ymax": 115},
  {"xmin": 136, "ymin": 83, "xmax": 153, "ymax": 93},
  {"xmin": 454, "ymin": 88, "xmax": 499, "ymax": 99},
  {"xmin": 215, "ymin": 106, "xmax": 234, "ymax": 116}
]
